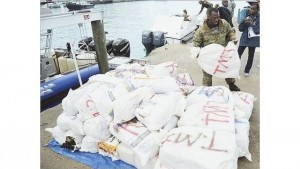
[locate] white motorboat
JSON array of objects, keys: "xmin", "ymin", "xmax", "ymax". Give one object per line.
[{"xmin": 142, "ymin": 14, "xmax": 204, "ymax": 54}]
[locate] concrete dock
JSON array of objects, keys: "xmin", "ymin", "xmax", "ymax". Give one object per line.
[
  {"xmin": 40, "ymin": 19, "xmax": 260, "ymax": 169},
  {"xmin": 40, "ymin": 46, "xmax": 260, "ymax": 169}
]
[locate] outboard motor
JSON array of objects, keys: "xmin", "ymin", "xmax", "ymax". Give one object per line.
[
  {"xmin": 78, "ymin": 37, "xmax": 93, "ymax": 50},
  {"xmin": 106, "ymin": 40, "xmax": 114, "ymax": 55},
  {"xmin": 88, "ymin": 39, "xmax": 114, "ymax": 55},
  {"xmin": 153, "ymin": 31, "xmax": 165, "ymax": 48},
  {"xmin": 142, "ymin": 30, "xmax": 154, "ymax": 54},
  {"xmin": 112, "ymin": 38, "xmax": 130, "ymax": 57}
]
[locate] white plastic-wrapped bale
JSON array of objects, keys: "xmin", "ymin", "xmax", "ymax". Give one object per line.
[
  {"xmin": 109, "ymin": 120, "xmax": 160, "ymax": 166},
  {"xmin": 197, "ymin": 41, "xmax": 241, "ymax": 78},
  {"xmin": 178, "ymin": 101, "xmax": 235, "ymax": 133},
  {"xmin": 232, "ymin": 91, "xmax": 256, "ymax": 120},
  {"xmin": 160, "ymin": 126, "xmax": 237, "ymax": 169},
  {"xmin": 174, "ymin": 73, "xmax": 196, "ymax": 95},
  {"xmin": 235, "ymin": 118, "xmax": 252, "ymax": 161},
  {"xmin": 56, "ymin": 112, "xmax": 77, "ymax": 131},
  {"xmin": 135, "ymin": 92, "xmax": 184, "ymax": 131},
  {"xmin": 113, "ymin": 87, "xmax": 155, "ymax": 124},
  {"xmin": 80, "ymin": 135, "xmax": 99, "ymax": 153},
  {"xmin": 83, "ymin": 115, "xmax": 112, "ymax": 141},
  {"xmin": 117, "ymin": 142, "xmax": 158, "ymax": 169},
  {"xmin": 186, "ymin": 86, "xmax": 234, "ymax": 107}
]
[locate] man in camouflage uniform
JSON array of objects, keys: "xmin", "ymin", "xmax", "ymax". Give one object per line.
[{"xmin": 193, "ymin": 7, "xmax": 241, "ymax": 91}]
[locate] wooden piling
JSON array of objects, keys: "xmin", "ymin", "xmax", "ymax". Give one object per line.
[{"xmin": 91, "ymin": 12, "xmax": 109, "ymax": 74}]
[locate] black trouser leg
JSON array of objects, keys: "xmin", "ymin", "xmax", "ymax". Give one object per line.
[
  {"xmin": 238, "ymin": 46, "xmax": 246, "ymax": 59},
  {"xmin": 244, "ymin": 47, "xmax": 256, "ymax": 73}
]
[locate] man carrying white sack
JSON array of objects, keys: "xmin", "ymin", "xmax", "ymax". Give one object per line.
[{"xmin": 193, "ymin": 7, "xmax": 241, "ymax": 91}]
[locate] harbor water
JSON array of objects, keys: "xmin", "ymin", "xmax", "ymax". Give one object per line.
[{"xmin": 41, "ymin": 0, "xmax": 249, "ymax": 59}]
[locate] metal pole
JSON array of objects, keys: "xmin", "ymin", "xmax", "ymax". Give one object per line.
[
  {"xmin": 91, "ymin": 11, "xmax": 109, "ymax": 74},
  {"xmin": 67, "ymin": 28, "xmax": 83, "ymax": 86}
]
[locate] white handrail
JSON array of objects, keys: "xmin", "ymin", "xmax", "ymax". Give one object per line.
[{"xmin": 40, "ymin": 10, "xmax": 103, "ymax": 30}]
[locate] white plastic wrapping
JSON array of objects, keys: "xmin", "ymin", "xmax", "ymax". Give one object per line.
[
  {"xmin": 178, "ymin": 101, "xmax": 235, "ymax": 133},
  {"xmin": 198, "ymin": 41, "xmax": 241, "ymax": 78},
  {"xmin": 160, "ymin": 126, "xmax": 237, "ymax": 169}
]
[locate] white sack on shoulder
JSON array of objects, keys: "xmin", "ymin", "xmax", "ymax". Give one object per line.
[{"xmin": 198, "ymin": 41, "xmax": 241, "ymax": 78}]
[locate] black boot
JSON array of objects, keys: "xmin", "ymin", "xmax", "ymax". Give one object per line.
[{"xmin": 229, "ymin": 83, "xmax": 241, "ymax": 91}]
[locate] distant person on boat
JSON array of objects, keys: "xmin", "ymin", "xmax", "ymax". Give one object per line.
[
  {"xmin": 197, "ymin": 0, "xmax": 213, "ymax": 16},
  {"xmin": 193, "ymin": 8, "xmax": 240, "ymax": 91},
  {"xmin": 237, "ymin": 3, "xmax": 260, "ymax": 77},
  {"xmin": 182, "ymin": 9, "xmax": 190, "ymax": 21}
]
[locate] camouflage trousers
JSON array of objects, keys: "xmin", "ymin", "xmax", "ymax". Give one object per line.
[{"xmin": 202, "ymin": 70, "xmax": 235, "ymax": 86}]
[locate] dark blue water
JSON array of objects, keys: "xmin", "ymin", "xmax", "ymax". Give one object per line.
[{"xmin": 41, "ymin": 1, "xmax": 248, "ymax": 59}]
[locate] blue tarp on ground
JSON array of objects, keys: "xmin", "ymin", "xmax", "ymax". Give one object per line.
[{"xmin": 48, "ymin": 139, "xmax": 136, "ymax": 169}]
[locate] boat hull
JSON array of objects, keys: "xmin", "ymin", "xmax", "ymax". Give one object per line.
[
  {"xmin": 40, "ymin": 64, "xmax": 100, "ymax": 111},
  {"xmin": 66, "ymin": 3, "xmax": 95, "ymax": 11}
]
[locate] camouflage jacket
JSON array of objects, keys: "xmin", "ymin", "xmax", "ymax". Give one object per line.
[{"xmin": 193, "ymin": 19, "xmax": 236, "ymax": 48}]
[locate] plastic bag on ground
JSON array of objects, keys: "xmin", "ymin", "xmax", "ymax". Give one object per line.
[
  {"xmin": 97, "ymin": 136, "xmax": 120, "ymax": 161},
  {"xmin": 45, "ymin": 126, "xmax": 67, "ymax": 145},
  {"xmin": 63, "ymin": 130, "xmax": 84, "ymax": 150},
  {"xmin": 198, "ymin": 41, "xmax": 241, "ymax": 78}
]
